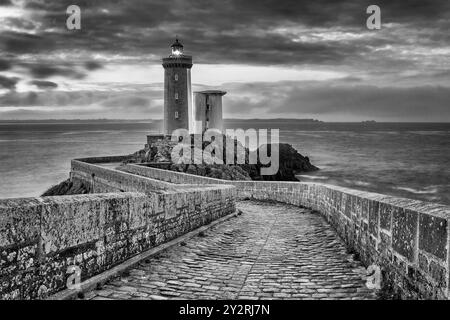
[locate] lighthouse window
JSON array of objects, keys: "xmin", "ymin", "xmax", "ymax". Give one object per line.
[
  {"xmin": 175, "ymin": 111, "xmax": 179, "ymax": 119},
  {"xmin": 175, "ymin": 92, "xmax": 179, "ymax": 100},
  {"xmin": 174, "ymin": 74, "xmax": 178, "ymax": 81}
]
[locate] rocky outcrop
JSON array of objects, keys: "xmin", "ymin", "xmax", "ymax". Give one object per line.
[
  {"xmin": 41, "ymin": 179, "xmax": 90, "ymax": 196},
  {"xmin": 253, "ymin": 143, "xmax": 318, "ymax": 181},
  {"xmin": 126, "ymin": 138, "xmax": 176, "ymax": 163},
  {"xmin": 124, "ymin": 136, "xmax": 319, "ymax": 182},
  {"xmin": 43, "ymin": 136, "xmax": 318, "ymax": 197}
]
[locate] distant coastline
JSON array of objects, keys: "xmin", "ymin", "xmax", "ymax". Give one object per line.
[
  {"xmin": 0, "ymin": 118, "xmax": 321, "ymax": 123},
  {"xmin": 0, "ymin": 119, "xmax": 158, "ymax": 123},
  {"xmin": 1, "ymin": 119, "xmax": 449, "ymax": 124}
]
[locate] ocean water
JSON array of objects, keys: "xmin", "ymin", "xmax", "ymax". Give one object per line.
[{"xmin": 0, "ymin": 120, "xmax": 449, "ymax": 205}]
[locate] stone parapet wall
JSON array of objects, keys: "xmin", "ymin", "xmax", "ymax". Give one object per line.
[
  {"xmin": 121, "ymin": 163, "xmax": 227, "ymax": 185},
  {"xmin": 0, "ymin": 185, "xmax": 235, "ymax": 299},
  {"xmin": 72, "ymin": 159, "xmax": 186, "ymax": 193},
  {"xmin": 241, "ymin": 182, "xmax": 450, "ymax": 299},
  {"xmin": 73, "ymin": 155, "xmax": 132, "ymax": 164},
  {"xmin": 3, "ymin": 157, "xmax": 447, "ymax": 300},
  {"xmin": 123, "ymin": 163, "xmax": 450, "ymax": 299}
]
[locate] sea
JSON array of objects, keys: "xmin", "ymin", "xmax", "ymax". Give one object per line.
[{"xmin": 0, "ymin": 120, "xmax": 449, "ymax": 205}]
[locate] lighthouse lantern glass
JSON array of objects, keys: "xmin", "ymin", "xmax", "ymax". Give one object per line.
[
  {"xmin": 172, "ymin": 47, "xmax": 182, "ymax": 56},
  {"xmin": 171, "ymin": 39, "xmax": 183, "ymax": 56}
]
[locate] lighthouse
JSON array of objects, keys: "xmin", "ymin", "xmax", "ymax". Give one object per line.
[
  {"xmin": 147, "ymin": 39, "xmax": 227, "ymax": 148},
  {"xmin": 162, "ymin": 38, "xmax": 193, "ymax": 135}
]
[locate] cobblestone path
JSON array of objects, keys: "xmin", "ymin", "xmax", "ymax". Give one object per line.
[{"xmin": 87, "ymin": 200, "xmax": 377, "ymax": 300}]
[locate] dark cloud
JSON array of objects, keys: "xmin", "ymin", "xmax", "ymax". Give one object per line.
[
  {"xmin": 0, "ymin": 91, "xmax": 40, "ymax": 106},
  {"xmin": 0, "ymin": 86, "xmax": 163, "ymax": 108},
  {"xmin": 0, "ymin": 59, "xmax": 12, "ymax": 71},
  {"xmin": 99, "ymin": 95, "xmax": 151, "ymax": 108},
  {"xmin": 84, "ymin": 61, "xmax": 103, "ymax": 71},
  {"xmin": 0, "ymin": 87, "xmax": 162, "ymax": 119},
  {"xmin": 29, "ymin": 0, "xmax": 448, "ymax": 29},
  {"xmin": 29, "ymin": 80, "xmax": 58, "ymax": 89},
  {"xmin": 4, "ymin": 0, "xmax": 446, "ymax": 67},
  {"xmin": 28, "ymin": 64, "xmax": 86, "ymax": 79},
  {"xmin": 0, "ymin": 75, "xmax": 19, "ymax": 89},
  {"xmin": 0, "ymin": 32, "xmax": 55, "ymax": 54},
  {"xmin": 336, "ymin": 76, "xmax": 364, "ymax": 83},
  {"xmin": 222, "ymin": 81, "xmax": 450, "ymax": 121},
  {"xmin": 230, "ymin": 0, "xmax": 450, "ymax": 27}
]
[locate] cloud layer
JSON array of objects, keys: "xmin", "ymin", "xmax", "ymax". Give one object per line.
[{"xmin": 0, "ymin": 0, "xmax": 448, "ymax": 121}]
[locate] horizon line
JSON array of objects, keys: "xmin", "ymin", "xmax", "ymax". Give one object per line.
[{"xmin": 0, "ymin": 118, "xmax": 449, "ymax": 124}]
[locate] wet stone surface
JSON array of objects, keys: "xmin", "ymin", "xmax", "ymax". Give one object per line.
[{"xmin": 86, "ymin": 200, "xmax": 377, "ymax": 300}]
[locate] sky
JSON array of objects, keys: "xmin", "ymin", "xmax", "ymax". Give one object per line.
[{"xmin": 0, "ymin": 0, "xmax": 449, "ymax": 121}]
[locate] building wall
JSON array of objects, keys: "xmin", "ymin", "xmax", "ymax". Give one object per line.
[
  {"xmin": 237, "ymin": 182, "xmax": 450, "ymax": 299},
  {"xmin": 207, "ymin": 94, "xmax": 223, "ymax": 132},
  {"xmin": 122, "ymin": 163, "xmax": 226, "ymax": 185},
  {"xmin": 193, "ymin": 92, "xmax": 224, "ymax": 133},
  {"xmin": 121, "ymin": 163, "xmax": 450, "ymax": 299},
  {"xmin": 0, "ymin": 180, "xmax": 236, "ymax": 299},
  {"xmin": 163, "ymin": 57, "xmax": 193, "ymax": 135}
]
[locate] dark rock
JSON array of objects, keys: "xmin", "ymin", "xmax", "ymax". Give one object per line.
[
  {"xmin": 243, "ymin": 143, "xmax": 319, "ymax": 181},
  {"xmin": 41, "ymin": 179, "xmax": 90, "ymax": 196},
  {"xmin": 124, "ymin": 136, "xmax": 319, "ymax": 182}
]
